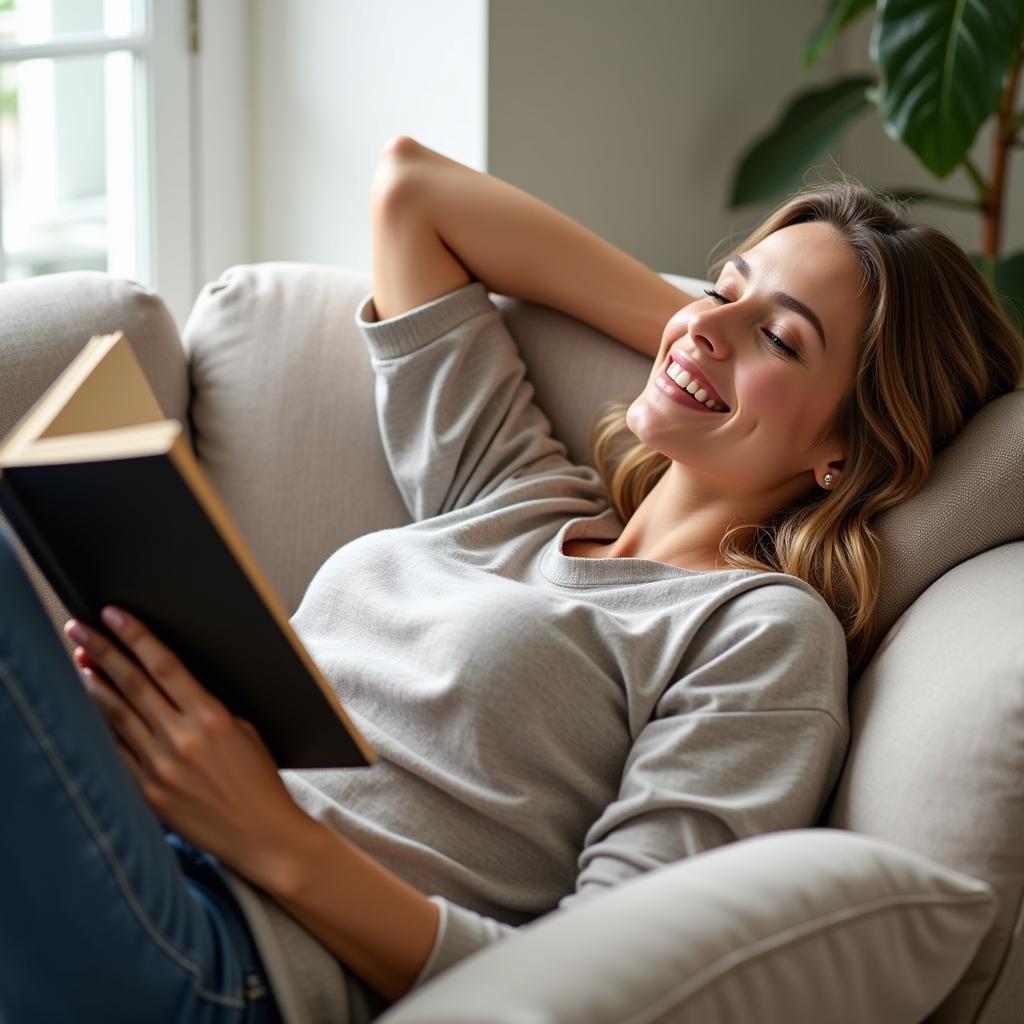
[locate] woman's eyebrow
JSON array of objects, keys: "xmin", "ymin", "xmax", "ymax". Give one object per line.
[{"xmin": 728, "ymin": 254, "xmax": 827, "ymax": 351}]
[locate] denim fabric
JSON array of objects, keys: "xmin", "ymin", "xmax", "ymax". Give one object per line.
[{"xmin": 0, "ymin": 524, "xmax": 283, "ymax": 1024}]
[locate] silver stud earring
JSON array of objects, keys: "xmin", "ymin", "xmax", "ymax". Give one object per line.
[{"xmin": 823, "ymin": 473, "xmax": 834, "ymax": 487}]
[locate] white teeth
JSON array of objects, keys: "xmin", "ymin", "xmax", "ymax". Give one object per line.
[{"xmin": 665, "ymin": 358, "xmax": 726, "ymax": 411}]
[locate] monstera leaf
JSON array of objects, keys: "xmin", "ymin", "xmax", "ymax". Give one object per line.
[
  {"xmin": 729, "ymin": 76, "xmax": 875, "ymax": 206},
  {"xmin": 871, "ymin": 0, "xmax": 1024, "ymax": 177}
]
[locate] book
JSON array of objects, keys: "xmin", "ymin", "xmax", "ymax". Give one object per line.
[{"xmin": 0, "ymin": 330, "xmax": 376, "ymax": 770}]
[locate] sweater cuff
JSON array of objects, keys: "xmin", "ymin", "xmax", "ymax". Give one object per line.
[
  {"xmin": 410, "ymin": 897, "xmax": 517, "ymax": 991},
  {"xmin": 355, "ymin": 280, "xmax": 496, "ymax": 360}
]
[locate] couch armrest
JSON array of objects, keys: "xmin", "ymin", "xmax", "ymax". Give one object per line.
[
  {"xmin": 827, "ymin": 541, "xmax": 1024, "ymax": 1024},
  {"xmin": 0, "ymin": 271, "xmax": 188, "ymax": 443},
  {"xmin": 379, "ymin": 829, "xmax": 995, "ymax": 1024}
]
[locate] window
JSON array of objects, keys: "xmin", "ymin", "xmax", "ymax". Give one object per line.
[{"xmin": 0, "ymin": 0, "xmax": 195, "ymax": 322}]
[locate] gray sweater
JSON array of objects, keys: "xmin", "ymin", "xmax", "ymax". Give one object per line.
[{"xmin": 224, "ymin": 281, "xmax": 850, "ymax": 1024}]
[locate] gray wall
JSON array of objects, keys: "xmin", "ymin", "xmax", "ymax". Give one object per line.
[
  {"xmin": 249, "ymin": 1, "xmax": 1023, "ymax": 279},
  {"xmin": 487, "ymin": 0, "xmax": 844, "ymax": 277}
]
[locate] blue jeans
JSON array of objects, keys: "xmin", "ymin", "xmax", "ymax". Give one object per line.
[{"xmin": 0, "ymin": 524, "xmax": 283, "ymax": 1024}]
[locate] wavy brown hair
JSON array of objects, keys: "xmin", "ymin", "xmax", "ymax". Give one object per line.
[{"xmin": 591, "ymin": 181, "xmax": 1023, "ymax": 675}]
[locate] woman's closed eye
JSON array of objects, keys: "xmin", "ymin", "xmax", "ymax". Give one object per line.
[{"xmin": 702, "ymin": 287, "xmax": 801, "ymax": 361}]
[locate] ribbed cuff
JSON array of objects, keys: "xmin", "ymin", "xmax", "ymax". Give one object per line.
[
  {"xmin": 410, "ymin": 897, "xmax": 517, "ymax": 990},
  {"xmin": 355, "ymin": 280, "xmax": 496, "ymax": 360}
]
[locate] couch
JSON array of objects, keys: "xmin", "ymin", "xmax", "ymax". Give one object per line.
[{"xmin": 1, "ymin": 264, "xmax": 1021, "ymax": 1024}]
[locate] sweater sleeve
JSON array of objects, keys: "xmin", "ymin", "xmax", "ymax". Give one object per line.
[
  {"xmin": 356, "ymin": 281, "xmax": 573, "ymax": 522},
  {"xmin": 409, "ymin": 580, "xmax": 850, "ymax": 992},
  {"xmin": 561, "ymin": 582, "xmax": 850, "ymax": 904}
]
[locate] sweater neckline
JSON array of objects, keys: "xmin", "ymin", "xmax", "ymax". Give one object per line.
[{"xmin": 540, "ymin": 508, "xmax": 721, "ymax": 587}]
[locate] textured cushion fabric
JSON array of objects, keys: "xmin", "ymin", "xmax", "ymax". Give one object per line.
[
  {"xmin": 826, "ymin": 541, "xmax": 1024, "ymax": 1024},
  {"xmin": 868, "ymin": 390, "xmax": 1024, "ymax": 644},
  {"xmin": 0, "ymin": 271, "xmax": 188, "ymax": 645},
  {"xmin": 182, "ymin": 263, "xmax": 414, "ymax": 614},
  {"xmin": 377, "ymin": 829, "xmax": 997, "ymax": 1024}
]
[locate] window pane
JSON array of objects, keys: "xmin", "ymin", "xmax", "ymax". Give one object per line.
[
  {"xmin": 0, "ymin": 51, "xmax": 138, "ymax": 280},
  {"xmin": 0, "ymin": 0, "xmax": 143, "ymax": 44}
]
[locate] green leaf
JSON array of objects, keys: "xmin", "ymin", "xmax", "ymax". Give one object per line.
[
  {"xmin": 804, "ymin": 0, "xmax": 876, "ymax": 68},
  {"xmin": 729, "ymin": 77, "xmax": 875, "ymax": 207},
  {"xmin": 871, "ymin": 0, "xmax": 1024, "ymax": 178},
  {"xmin": 993, "ymin": 251, "xmax": 1024, "ymax": 337}
]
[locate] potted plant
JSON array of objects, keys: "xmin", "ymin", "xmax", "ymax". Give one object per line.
[{"xmin": 729, "ymin": 0, "xmax": 1024, "ymax": 338}]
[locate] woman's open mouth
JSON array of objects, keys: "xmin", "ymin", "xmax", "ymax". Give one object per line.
[{"xmin": 655, "ymin": 358, "xmax": 729, "ymax": 413}]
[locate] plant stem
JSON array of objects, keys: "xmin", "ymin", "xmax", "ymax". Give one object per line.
[{"xmin": 982, "ymin": 45, "xmax": 1023, "ymax": 258}]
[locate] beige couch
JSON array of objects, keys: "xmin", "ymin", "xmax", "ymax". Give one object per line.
[{"xmin": 1, "ymin": 265, "xmax": 1021, "ymax": 1024}]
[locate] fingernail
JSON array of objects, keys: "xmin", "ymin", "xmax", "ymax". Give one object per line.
[
  {"xmin": 67, "ymin": 621, "xmax": 89, "ymax": 645},
  {"xmin": 101, "ymin": 607, "xmax": 125, "ymax": 630}
]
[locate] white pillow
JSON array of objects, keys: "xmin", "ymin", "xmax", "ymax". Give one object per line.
[{"xmin": 378, "ymin": 829, "xmax": 997, "ymax": 1024}]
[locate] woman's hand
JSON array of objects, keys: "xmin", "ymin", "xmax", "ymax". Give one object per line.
[{"xmin": 63, "ymin": 606, "xmax": 310, "ymax": 890}]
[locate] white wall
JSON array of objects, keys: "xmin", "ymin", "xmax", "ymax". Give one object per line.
[{"xmin": 249, "ymin": 0, "xmax": 487, "ymax": 270}]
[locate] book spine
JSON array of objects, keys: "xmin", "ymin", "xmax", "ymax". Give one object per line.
[{"xmin": 0, "ymin": 470, "xmax": 92, "ymax": 622}]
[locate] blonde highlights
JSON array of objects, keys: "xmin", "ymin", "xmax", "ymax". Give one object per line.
[{"xmin": 591, "ymin": 182, "xmax": 1023, "ymax": 675}]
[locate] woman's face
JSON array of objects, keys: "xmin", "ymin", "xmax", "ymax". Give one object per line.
[{"xmin": 627, "ymin": 220, "xmax": 867, "ymax": 501}]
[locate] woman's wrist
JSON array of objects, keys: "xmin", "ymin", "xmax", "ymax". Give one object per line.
[{"xmin": 246, "ymin": 809, "xmax": 440, "ymax": 1002}]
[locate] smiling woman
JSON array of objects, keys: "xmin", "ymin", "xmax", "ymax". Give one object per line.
[
  {"xmin": 592, "ymin": 181, "xmax": 1023, "ymax": 672},
  {"xmin": 1, "ymin": 137, "xmax": 1022, "ymax": 1024}
]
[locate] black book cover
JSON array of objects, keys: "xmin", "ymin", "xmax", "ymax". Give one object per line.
[{"xmin": 0, "ymin": 451, "xmax": 373, "ymax": 770}]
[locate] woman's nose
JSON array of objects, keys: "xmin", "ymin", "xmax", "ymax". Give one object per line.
[{"xmin": 686, "ymin": 307, "xmax": 732, "ymax": 359}]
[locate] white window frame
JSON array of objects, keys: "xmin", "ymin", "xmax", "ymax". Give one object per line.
[{"xmin": 0, "ymin": 0, "xmax": 197, "ymax": 324}]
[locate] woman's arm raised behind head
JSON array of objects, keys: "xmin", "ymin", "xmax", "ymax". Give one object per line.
[{"xmin": 370, "ymin": 135, "xmax": 694, "ymax": 356}]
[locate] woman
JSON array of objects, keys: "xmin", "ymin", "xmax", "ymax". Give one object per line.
[{"xmin": 2, "ymin": 136, "xmax": 1020, "ymax": 1023}]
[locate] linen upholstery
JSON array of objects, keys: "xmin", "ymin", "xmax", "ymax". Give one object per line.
[
  {"xmin": 826, "ymin": 542, "xmax": 1024, "ymax": 1024},
  {"xmin": 377, "ymin": 829, "xmax": 997, "ymax": 1024}
]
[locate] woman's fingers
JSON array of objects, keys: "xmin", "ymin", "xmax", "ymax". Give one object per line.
[
  {"xmin": 79, "ymin": 663, "xmax": 158, "ymax": 776},
  {"xmin": 98, "ymin": 607, "xmax": 219, "ymax": 716},
  {"xmin": 64, "ymin": 617, "xmax": 178, "ymax": 737}
]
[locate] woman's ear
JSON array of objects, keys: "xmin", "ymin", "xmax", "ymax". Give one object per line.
[{"xmin": 816, "ymin": 454, "xmax": 845, "ymax": 490}]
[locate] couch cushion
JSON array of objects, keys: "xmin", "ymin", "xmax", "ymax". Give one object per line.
[
  {"xmin": 826, "ymin": 541, "xmax": 1024, "ymax": 1024},
  {"xmin": 379, "ymin": 828, "xmax": 997, "ymax": 1024},
  {"xmin": 181, "ymin": 263, "xmax": 413, "ymax": 614}
]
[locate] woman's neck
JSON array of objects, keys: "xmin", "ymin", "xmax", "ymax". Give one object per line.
[{"xmin": 590, "ymin": 467, "xmax": 791, "ymax": 571}]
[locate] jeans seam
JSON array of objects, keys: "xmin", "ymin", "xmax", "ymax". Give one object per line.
[{"xmin": 1, "ymin": 656, "xmax": 247, "ymax": 1010}]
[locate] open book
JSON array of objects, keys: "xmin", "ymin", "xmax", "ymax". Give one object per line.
[{"xmin": 0, "ymin": 331, "xmax": 375, "ymax": 770}]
